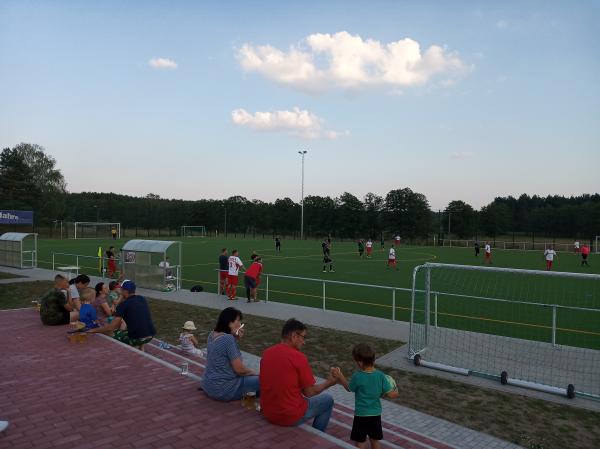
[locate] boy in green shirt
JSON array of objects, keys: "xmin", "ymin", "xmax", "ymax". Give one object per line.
[{"xmin": 333, "ymin": 343, "xmax": 398, "ymax": 449}]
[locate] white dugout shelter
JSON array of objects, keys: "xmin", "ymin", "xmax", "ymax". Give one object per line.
[
  {"xmin": 120, "ymin": 239, "xmax": 182, "ymax": 291},
  {"xmin": 0, "ymin": 232, "xmax": 38, "ymax": 269}
]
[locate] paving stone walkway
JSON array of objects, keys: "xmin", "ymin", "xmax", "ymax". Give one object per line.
[{"xmin": 0, "ymin": 267, "xmax": 522, "ymax": 448}]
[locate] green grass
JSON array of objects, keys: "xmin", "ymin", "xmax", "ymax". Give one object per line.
[{"xmin": 33, "ymin": 237, "xmax": 600, "ymax": 349}]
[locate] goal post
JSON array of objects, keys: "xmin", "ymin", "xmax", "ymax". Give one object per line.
[
  {"xmin": 409, "ymin": 263, "xmax": 600, "ymax": 399},
  {"xmin": 181, "ymin": 226, "xmax": 207, "ymax": 237},
  {"xmin": 73, "ymin": 222, "xmax": 121, "ymax": 239},
  {"xmin": 595, "ymin": 236, "xmax": 600, "ymax": 254}
]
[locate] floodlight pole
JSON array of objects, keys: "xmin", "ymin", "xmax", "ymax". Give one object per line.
[{"xmin": 298, "ymin": 150, "xmax": 307, "ymax": 240}]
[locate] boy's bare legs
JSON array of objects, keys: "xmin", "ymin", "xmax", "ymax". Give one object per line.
[
  {"xmin": 355, "ymin": 442, "xmax": 367, "ymax": 449},
  {"xmin": 369, "ymin": 438, "xmax": 381, "ymax": 449}
]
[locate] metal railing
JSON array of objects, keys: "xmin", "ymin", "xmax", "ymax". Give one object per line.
[
  {"xmin": 439, "ymin": 239, "xmax": 584, "ymax": 252},
  {"xmin": 216, "ymin": 269, "xmax": 411, "ymax": 321}
]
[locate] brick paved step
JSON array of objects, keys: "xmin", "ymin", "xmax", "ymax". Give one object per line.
[{"xmin": 147, "ymin": 339, "xmax": 457, "ymax": 449}]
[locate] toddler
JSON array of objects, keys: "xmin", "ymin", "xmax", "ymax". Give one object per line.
[
  {"xmin": 78, "ymin": 287, "xmax": 100, "ymax": 329},
  {"xmin": 179, "ymin": 321, "xmax": 204, "ymax": 356},
  {"xmin": 333, "ymin": 343, "xmax": 398, "ymax": 449}
]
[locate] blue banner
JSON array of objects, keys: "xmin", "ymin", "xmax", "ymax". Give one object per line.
[{"xmin": 0, "ymin": 210, "xmax": 34, "ymax": 225}]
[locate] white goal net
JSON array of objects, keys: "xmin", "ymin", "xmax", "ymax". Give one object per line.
[
  {"xmin": 410, "ymin": 263, "xmax": 600, "ymax": 399},
  {"xmin": 73, "ymin": 222, "xmax": 121, "ymax": 239},
  {"xmin": 181, "ymin": 226, "xmax": 207, "ymax": 237}
]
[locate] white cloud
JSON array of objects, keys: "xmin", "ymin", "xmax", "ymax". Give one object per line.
[
  {"xmin": 496, "ymin": 20, "xmax": 508, "ymax": 29},
  {"xmin": 450, "ymin": 151, "xmax": 475, "ymax": 160},
  {"xmin": 231, "ymin": 107, "xmax": 347, "ymax": 140},
  {"xmin": 148, "ymin": 57, "xmax": 178, "ymax": 70},
  {"xmin": 237, "ymin": 31, "xmax": 468, "ymax": 92}
]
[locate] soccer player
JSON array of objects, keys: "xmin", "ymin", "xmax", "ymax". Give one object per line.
[
  {"xmin": 227, "ymin": 250, "xmax": 244, "ymax": 300},
  {"xmin": 111, "ymin": 228, "xmax": 117, "ymax": 240},
  {"xmin": 474, "ymin": 241, "xmax": 480, "ymax": 257},
  {"xmin": 366, "ymin": 239, "xmax": 373, "ymax": 258},
  {"xmin": 484, "ymin": 242, "xmax": 492, "ymax": 264},
  {"xmin": 275, "ymin": 237, "xmax": 281, "ymax": 252},
  {"xmin": 387, "ymin": 245, "xmax": 397, "ymax": 270},
  {"xmin": 357, "ymin": 240, "xmax": 365, "ymax": 258},
  {"xmin": 544, "ymin": 246, "xmax": 557, "ymax": 270},
  {"xmin": 581, "ymin": 245, "xmax": 590, "ymax": 266},
  {"xmin": 218, "ymin": 248, "xmax": 229, "ymax": 295},
  {"xmin": 574, "ymin": 241, "xmax": 580, "ymax": 253},
  {"xmin": 322, "ymin": 239, "xmax": 331, "ymax": 257},
  {"xmin": 380, "ymin": 236, "xmax": 385, "ymax": 251},
  {"xmin": 323, "ymin": 253, "xmax": 334, "ymax": 273},
  {"xmin": 394, "ymin": 235, "xmax": 401, "ymax": 247}
]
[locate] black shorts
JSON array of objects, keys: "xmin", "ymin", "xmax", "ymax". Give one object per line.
[
  {"xmin": 244, "ymin": 276, "xmax": 257, "ymax": 289},
  {"xmin": 582, "ymin": 254, "xmax": 588, "ymax": 260},
  {"xmin": 351, "ymin": 415, "xmax": 383, "ymax": 442}
]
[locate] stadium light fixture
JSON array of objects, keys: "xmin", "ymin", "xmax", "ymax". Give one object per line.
[{"xmin": 298, "ymin": 150, "xmax": 308, "ymax": 240}]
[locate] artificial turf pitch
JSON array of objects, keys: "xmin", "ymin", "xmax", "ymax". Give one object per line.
[{"xmin": 36, "ymin": 237, "xmax": 600, "ymax": 350}]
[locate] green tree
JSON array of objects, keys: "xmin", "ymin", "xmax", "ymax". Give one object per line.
[
  {"xmin": 445, "ymin": 200, "xmax": 475, "ymax": 238},
  {"xmin": 384, "ymin": 188, "xmax": 431, "ymax": 239},
  {"xmin": 335, "ymin": 192, "xmax": 364, "ymax": 238},
  {"xmin": 0, "ymin": 147, "xmax": 41, "ymax": 210},
  {"xmin": 5, "ymin": 143, "xmax": 67, "ymax": 223}
]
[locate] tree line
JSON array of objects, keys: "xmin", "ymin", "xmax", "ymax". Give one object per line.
[{"xmin": 1, "ymin": 143, "xmax": 599, "ymax": 240}]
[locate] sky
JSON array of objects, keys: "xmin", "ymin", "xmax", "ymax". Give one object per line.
[{"xmin": 1, "ymin": 0, "xmax": 599, "ymax": 210}]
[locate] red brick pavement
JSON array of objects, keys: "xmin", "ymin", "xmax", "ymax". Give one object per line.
[{"xmin": 0, "ymin": 309, "xmax": 348, "ymax": 449}]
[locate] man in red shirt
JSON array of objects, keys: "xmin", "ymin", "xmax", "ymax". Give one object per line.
[
  {"xmin": 581, "ymin": 245, "xmax": 590, "ymax": 267},
  {"xmin": 260, "ymin": 319, "xmax": 337, "ymax": 432},
  {"xmin": 244, "ymin": 256, "xmax": 263, "ymax": 302}
]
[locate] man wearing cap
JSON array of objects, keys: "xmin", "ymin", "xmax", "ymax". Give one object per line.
[{"xmin": 88, "ymin": 280, "xmax": 156, "ymax": 349}]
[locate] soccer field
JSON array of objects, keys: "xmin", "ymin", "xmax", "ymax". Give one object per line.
[{"xmin": 35, "ymin": 237, "xmax": 600, "ymax": 350}]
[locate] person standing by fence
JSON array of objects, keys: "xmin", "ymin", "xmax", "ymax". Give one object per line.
[
  {"xmin": 218, "ymin": 248, "xmax": 229, "ymax": 295},
  {"xmin": 227, "ymin": 250, "xmax": 244, "ymax": 300},
  {"xmin": 544, "ymin": 246, "xmax": 557, "ymax": 270}
]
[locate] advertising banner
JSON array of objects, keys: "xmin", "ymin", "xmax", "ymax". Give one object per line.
[{"xmin": 0, "ymin": 210, "xmax": 34, "ymax": 225}]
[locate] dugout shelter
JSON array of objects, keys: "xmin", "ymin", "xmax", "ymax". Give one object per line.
[
  {"xmin": 120, "ymin": 239, "xmax": 182, "ymax": 291},
  {"xmin": 0, "ymin": 232, "xmax": 38, "ymax": 269}
]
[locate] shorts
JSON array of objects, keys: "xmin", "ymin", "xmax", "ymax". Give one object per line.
[
  {"xmin": 582, "ymin": 254, "xmax": 588, "ymax": 260},
  {"xmin": 367, "ymin": 247, "xmax": 372, "ymax": 253},
  {"xmin": 351, "ymin": 415, "xmax": 383, "ymax": 442},
  {"xmin": 388, "ymin": 259, "xmax": 396, "ymax": 264},
  {"xmin": 113, "ymin": 330, "xmax": 153, "ymax": 347},
  {"xmin": 228, "ymin": 275, "xmax": 239, "ymax": 286},
  {"xmin": 244, "ymin": 275, "xmax": 257, "ymax": 289},
  {"xmin": 219, "ymin": 271, "xmax": 228, "ymax": 281}
]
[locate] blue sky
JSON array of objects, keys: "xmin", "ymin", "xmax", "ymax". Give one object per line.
[{"xmin": 1, "ymin": 0, "xmax": 598, "ymax": 210}]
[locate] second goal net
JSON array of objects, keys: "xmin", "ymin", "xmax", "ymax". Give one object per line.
[
  {"xmin": 181, "ymin": 226, "xmax": 207, "ymax": 237},
  {"xmin": 73, "ymin": 222, "xmax": 121, "ymax": 239}
]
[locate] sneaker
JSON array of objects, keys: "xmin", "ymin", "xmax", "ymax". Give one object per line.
[
  {"xmin": 330, "ymin": 270, "xmax": 335, "ymax": 273},
  {"xmin": 323, "ymin": 270, "xmax": 326, "ymax": 273}
]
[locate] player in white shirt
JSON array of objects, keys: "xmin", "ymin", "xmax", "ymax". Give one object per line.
[
  {"xmin": 366, "ymin": 239, "xmax": 373, "ymax": 258},
  {"xmin": 226, "ymin": 250, "xmax": 244, "ymax": 300},
  {"xmin": 574, "ymin": 241, "xmax": 580, "ymax": 253},
  {"xmin": 544, "ymin": 247, "xmax": 557, "ymax": 270},
  {"xmin": 387, "ymin": 246, "xmax": 397, "ymax": 270},
  {"xmin": 159, "ymin": 257, "xmax": 173, "ymax": 278},
  {"xmin": 484, "ymin": 243, "xmax": 492, "ymax": 264},
  {"xmin": 394, "ymin": 235, "xmax": 401, "ymax": 247}
]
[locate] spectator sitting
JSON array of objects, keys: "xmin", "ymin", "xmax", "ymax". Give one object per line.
[
  {"xmin": 79, "ymin": 287, "xmax": 100, "ymax": 329},
  {"xmin": 202, "ymin": 307, "xmax": 258, "ymax": 401},
  {"xmin": 68, "ymin": 274, "xmax": 91, "ymax": 311},
  {"xmin": 87, "ymin": 281, "xmax": 156, "ymax": 350},
  {"xmin": 260, "ymin": 318, "xmax": 338, "ymax": 432},
  {"xmin": 39, "ymin": 274, "xmax": 79, "ymax": 326},
  {"xmin": 107, "ymin": 281, "xmax": 121, "ymax": 312},
  {"xmin": 180, "ymin": 321, "xmax": 204, "ymax": 356},
  {"xmin": 93, "ymin": 282, "xmax": 113, "ymax": 326},
  {"xmin": 159, "ymin": 257, "xmax": 173, "ymax": 278}
]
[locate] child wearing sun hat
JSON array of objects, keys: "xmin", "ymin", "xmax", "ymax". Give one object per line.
[{"xmin": 179, "ymin": 321, "xmax": 204, "ymax": 356}]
